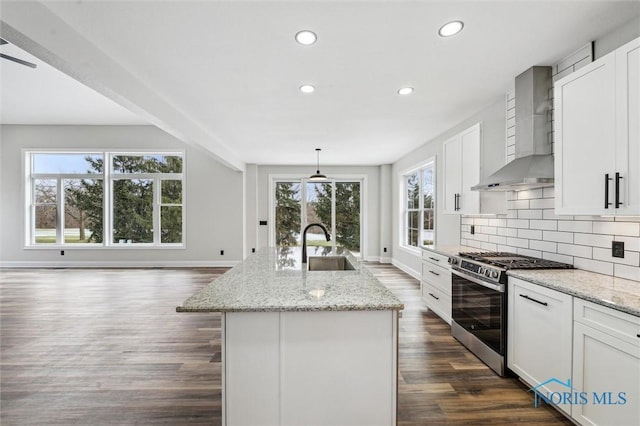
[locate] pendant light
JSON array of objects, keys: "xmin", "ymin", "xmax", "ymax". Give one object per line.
[{"xmin": 309, "ymin": 148, "xmax": 327, "ymax": 181}]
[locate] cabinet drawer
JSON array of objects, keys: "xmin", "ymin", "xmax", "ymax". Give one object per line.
[
  {"xmin": 421, "ymin": 250, "xmax": 449, "ymax": 265},
  {"xmin": 421, "ymin": 262, "xmax": 451, "ymax": 294},
  {"xmin": 421, "ymin": 281, "xmax": 451, "ymax": 324},
  {"xmin": 574, "ymin": 298, "xmax": 640, "ymax": 347}
]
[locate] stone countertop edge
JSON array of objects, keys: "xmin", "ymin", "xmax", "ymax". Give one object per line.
[
  {"xmin": 177, "ymin": 247, "xmax": 404, "ymax": 313},
  {"xmin": 507, "ymin": 269, "xmax": 640, "ymax": 317},
  {"xmin": 421, "ymin": 245, "xmax": 476, "ymax": 258}
]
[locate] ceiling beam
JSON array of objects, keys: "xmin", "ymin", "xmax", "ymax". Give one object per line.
[{"xmin": 0, "ymin": 1, "xmax": 245, "ymax": 172}]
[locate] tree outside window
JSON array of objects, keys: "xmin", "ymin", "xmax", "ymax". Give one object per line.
[{"xmin": 404, "ymin": 161, "xmax": 435, "ymax": 248}]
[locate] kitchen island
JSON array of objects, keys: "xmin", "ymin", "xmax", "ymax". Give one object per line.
[{"xmin": 177, "ymin": 247, "xmax": 403, "ymax": 426}]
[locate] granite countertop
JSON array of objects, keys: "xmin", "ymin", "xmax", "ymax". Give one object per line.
[
  {"xmin": 421, "ymin": 244, "xmax": 476, "ymax": 258},
  {"xmin": 177, "ymin": 246, "xmax": 404, "ymax": 313},
  {"xmin": 508, "ymin": 269, "xmax": 640, "ymax": 317}
]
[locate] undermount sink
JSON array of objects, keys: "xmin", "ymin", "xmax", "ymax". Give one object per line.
[{"xmin": 307, "ymin": 256, "xmax": 355, "ymax": 271}]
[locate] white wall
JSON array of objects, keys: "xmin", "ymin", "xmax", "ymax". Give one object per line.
[
  {"xmin": 0, "ymin": 125, "xmax": 244, "ymax": 267},
  {"xmin": 248, "ymin": 165, "xmax": 384, "ymax": 261},
  {"xmin": 391, "ymin": 99, "xmax": 507, "ymax": 278}
]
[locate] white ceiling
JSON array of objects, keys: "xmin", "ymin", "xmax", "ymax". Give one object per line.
[{"xmin": 1, "ymin": 1, "xmax": 639, "ymax": 170}]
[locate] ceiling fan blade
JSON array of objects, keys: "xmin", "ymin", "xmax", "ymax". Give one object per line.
[{"xmin": 0, "ymin": 53, "xmax": 37, "ymax": 68}]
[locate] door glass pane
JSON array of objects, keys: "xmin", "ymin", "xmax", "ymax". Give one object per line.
[
  {"xmin": 64, "ymin": 179, "xmax": 103, "ymax": 243},
  {"xmin": 161, "ymin": 206, "xmax": 182, "ymax": 243},
  {"xmin": 113, "ymin": 179, "xmax": 153, "ymax": 243},
  {"xmin": 275, "ymin": 182, "xmax": 301, "ymax": 246},
  {"xmin": 335, "ymin": 182, "xmax": 360, "ymax": 255},
  {"xmin": 306, "ymin": 182, "xmax": 332, "ymax": 248}
]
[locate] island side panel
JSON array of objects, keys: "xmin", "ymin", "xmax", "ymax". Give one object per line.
[
  {"xmin": 280, "ymin": 310, "xmax": 397, "ymax": 425},
  {"xmin": 224, "ymin": 312, "xmax": 280, "ymax": 425}
]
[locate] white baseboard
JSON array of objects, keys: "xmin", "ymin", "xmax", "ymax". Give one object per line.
[
  {"xmin": 391, "ymin": 258, "xmax": 420, "ymax": 280},
  {"xmin": 379, "ymin": 256, "xmax": 392, "ymax": 264},
  {"xmin": 0, "ymin": 260, "xmax": 240, "ymax": 269}
]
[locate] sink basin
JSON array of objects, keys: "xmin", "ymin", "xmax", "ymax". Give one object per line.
[{"xmin": 307, "ymin": 256, "xmax": 355, "ymax": 271}]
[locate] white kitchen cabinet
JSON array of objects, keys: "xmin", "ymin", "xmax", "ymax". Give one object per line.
[
  {"xmin": 420, "ymin": 250, "xmax": 451, "ymax": 324},
  {"xmin": 571, "ymin": 299, "xmax": 640, "ymax": 426},
  {"xmin": 507, "ymin": 277, "xmax": 573, "ymax": 416},
  {"xmin": 442, "ymin": 123, "xmax": 481, "ymax": 214},
  {"xmin": 555, "ymin": 37, "xmax": 640, "ymax": 215}
]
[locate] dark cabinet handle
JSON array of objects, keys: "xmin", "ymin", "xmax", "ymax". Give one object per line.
[
  {"xmin": 605, "ymin": 174, "xmax": 612, "ymax": 209},
  {"xmin": 615, "ymin": 172, "xmax": 623, "ymax": 208},
  {"xmin": 637, "ymin": 334, "xmax": 640, "ymax": 339},
  {"xmin": 428, "ymin": 292, "xmax": 440, "ymax": 300},
  {"xmin": 519, "ymin": 294, "xmax": 548, "ymax": 306},
  {"xmin": 429, "ymin": 257, "xmax": 440, "ymax": 262},
  {"xmin": 429, "ymin": 270, "xmax": 440, "ymax": 276}
]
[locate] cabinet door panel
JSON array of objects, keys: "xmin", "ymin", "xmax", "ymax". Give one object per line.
[
  {"xmin": 616, "ymin": 39, "xmax": 640, "ymax": 215},
  {"xmin": 443, "ymin": 136, "xmax": 461, "ymax": 214},
  {"xmin": 555, "ymin": 53, "xmax": 616, "ymax": 215},
  {"xmin": 572, "ymin": 322, "xmax": 640, "ymax": 426},
  {"xmin": 460, "ymin": 124, "xmax": 481, "ymax": 214}
]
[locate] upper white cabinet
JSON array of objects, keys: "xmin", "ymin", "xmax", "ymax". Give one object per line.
[
  {"xmin": 555, "ymin": 37, "xmax": 640, "ymax": 215},
  {"xmin": 443, "ymin": 123, "xmax": 481, "ymax": 214}
]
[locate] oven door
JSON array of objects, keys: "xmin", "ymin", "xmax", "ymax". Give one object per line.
[{"xmin": 451, "ymin": 268, "xmax": 506, "ymax": 356}]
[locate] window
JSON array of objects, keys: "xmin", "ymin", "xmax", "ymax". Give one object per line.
[
  {"xmin": 26, "ymin": 151, "xmax": 184, "ymax": 247},
  {"xmin": 403, "ymin": 160, "xmax": 435, "ymax": 249},
  {"xmin": 272, "ymin": 178, "xmax": 363, "ymax": 256}
]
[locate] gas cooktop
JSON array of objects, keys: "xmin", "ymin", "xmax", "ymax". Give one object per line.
[{"xmin": 458, "ymin": 251, "xmax": 574, "ymax": 270}]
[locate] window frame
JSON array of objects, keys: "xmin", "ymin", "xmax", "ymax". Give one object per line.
[
  {"xmin": 268, "ymin": 174, "xmax": 367, "ymax": 259},
  {"xmin": 24, "ymin": 149, "xmax": 186, "ymax": 249},
  {"xmin": 400, "ymin": 158, "xmax": 436, "ymax": 253}
]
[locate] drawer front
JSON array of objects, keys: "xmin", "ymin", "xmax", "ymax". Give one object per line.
[
  {"xmin": 574, "ymin": 298, "xmax": 640, "ymax": 347},
  {"xmin": 421, "ymin": 262, "xmax": 451, "ymax": 294},
  {"xmin": 421, "ymin": 281, "xmax": 451, "ymax": 324},
  {"xmin": 421, "ymin": 250, "xmax": 450, "ymax": 265}
]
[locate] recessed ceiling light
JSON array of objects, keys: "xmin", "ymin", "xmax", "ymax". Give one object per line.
[
  {"xmin": 438, "ymin": 21, "xmax": 464, "ymax": 37},
  {"xmin": 398, "ymin": 87, "xmax": 414, "ymax": 95},
  {"xmin": 295, "ymin": 30, "xmax": 317, "ymax": 45},
  {"xmin": 300, "ymin": 84, "xmax": 315, "ymax": 93}
]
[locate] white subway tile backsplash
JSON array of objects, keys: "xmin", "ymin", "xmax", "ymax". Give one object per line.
[
  {"xmin": 614, "ymin": 264, "xmax": 640, "ymax": 281},
  {"xmin": 558, "ymin": 221, "xmax": 593, "ymax": 233},
  {"xmin": 529, "ymin": 198, "xmax": 555, "ymax": 209},
  {"xmin": 543, "ymin": 252, "xmax": 574, "ymax": 264},
  {"xmin": 530, "ymin": 220, "xmax": 558, "ymax": 231},
  {"xmin": 517, "ymin": 248, "xmax": 543, "ymax": 258},
  {"xmin": 481, "ymin": 242, "xmax": 498, "ymax": 251},
  {"xmin": 518, "ymin": 229, "xmax": 543, "ymax": 240},
  {"xmin": 477, "ymin": 226, "xmax": 497, "ymax": 235},
  {"xmin": 543, "ymin": 210, "xmax": 574, "ymax": 221},
  {"xmin": 508, "ymin": 199, "xmax": 530, "ymax": 210},
  {"xmin": 507, "ymin": 219, "xmax": 529, "ymax": 229},
  {"xmin": 517, "ymin": 189, "xmax": 544, "ymax": 200},
  {"xmin": 474, "ymin": 218, "xmax": 489, "ymax": 226},
  {"xmin": 530, "ymin": 240, "xmax": 557, "ymax": 253},
  {"xmin": 573, "ymin": 257, "xmax": 614, "ymax": 276},
  {"xmin": 461, "ymin": 217, "xmax": 473, "ymax": 225},
  {"xmin": 616, "ymin": 236, "xmax": 640, "ymax": 252},
  {"xmin": 557, "ymin": 243, "xmax": 592, "ymax": 259},
  {"xmin": 615, "ymin": 216, "xmax": 640, "ymax": 222},
  {"xmin": 489, "ymin": 218, "xmax": 507, "ymax": 227},
  {"xmin": 593, "ymin": 221, "xmax": 640, "ymax": 237},
  {"xmin": 489, "ymin": 235, "xmax": 507, "ymax": 245},
  {"xmin": 518, "ymin": 209, "xmax": 543, "ymax": 219},
  {"xmin": 498, "ymin": 227, "xmax": 518, "ymax": 237},
  {"xmin": 543, "ymin": 230, "xmax": 574, "ymax": 243},
  {"xmin": 574, "ymin": 215, "xmax": 614, "ymax": 222},
  {"xmin": 507, "ymin": 237, "xmax": 529, "ymax": 248},
  {"xmin": 574, "ymin": 233, "xmax": 613, "ymax": 248},
  {"xmin": 543, "ymin": 187, "xmax": 555, "ymax": 198},
  {"xmin": 593, "ymin": 247, "xmax": 640, "ymax": 267},
  {"xmin": 498, "ymin": 244, "xmax": 515, "ymax": 252}
]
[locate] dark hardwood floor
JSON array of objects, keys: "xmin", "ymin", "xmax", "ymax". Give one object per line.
[{"xmin": 0, "ymin": 265, "xmax": 572, "ymax": 425}]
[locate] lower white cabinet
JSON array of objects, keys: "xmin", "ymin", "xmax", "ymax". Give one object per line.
[
  {"xmin": 421, "ymin": 250, "xmax": 451, "ymax": 324},
  {"xmin": 507, "ymin": 277, "xmax": 574, "ymax": 415},
  {"xmin": 571, "ymin": 299, "xmax": 640, "ymax": 426}
]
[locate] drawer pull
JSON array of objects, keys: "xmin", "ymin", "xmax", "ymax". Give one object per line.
[
  {"xmin": 637, "ymin": 334, "xmax": 640, "ymax": 339},
  {"xmin": 519, "ymin": 294, "xmax": 548, "ymax": 306},
  {"xmin": 428, "ymin": 257, "xmax": 440, "ymax": 262},
  {"xmin": 428, "ymin": 292, "xmax": 440, "ymax": 300},
  {"xmin": 429, "ymin": 270, "xmax": 440, "ymax": 276}
]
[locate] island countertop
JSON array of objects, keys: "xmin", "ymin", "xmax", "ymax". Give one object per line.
[{"xmin": 177, "ymin": 247, "xmax": 404, "ymax": 313}]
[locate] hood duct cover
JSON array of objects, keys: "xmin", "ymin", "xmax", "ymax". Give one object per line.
[{"xmin": 472, "ymin": 66, "xmax": 554, "ymax": 192}]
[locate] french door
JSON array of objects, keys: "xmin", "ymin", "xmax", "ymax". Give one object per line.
[{"xmin": 273, "ymin": 178, "xmax": 362, "ymax": 256}]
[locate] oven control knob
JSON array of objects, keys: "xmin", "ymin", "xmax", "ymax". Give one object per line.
[
  {"xmin": 478, "ymin": 266, "xmax": 485, "ymax": 275},
  {"xmin": 449, "ymin": 257, "xmax": 458, "ymax": 265},
  {"xmin": 491, "ymin": 270, "xmax": 499, "ymax": 279},
  {"xmin": 484, "ymin": 269, "xmax": 492, "ymax": 277}
]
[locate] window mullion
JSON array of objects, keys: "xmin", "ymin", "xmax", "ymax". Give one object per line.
[
  {"xmin": 331, "ymin": 180, "xmax": 336, "ymax": 251},
  {"xmin": 154, "ymin": 177, "xmax": 161, "ymax": 244},
  {"xmin": 57, "ymin": 178, "xmax": 64, "ymax": 244}
]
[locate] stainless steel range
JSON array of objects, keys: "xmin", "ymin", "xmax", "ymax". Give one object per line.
[{"xmin": 448, "ymin": 252, "xmax": 573, "ymax": 376}]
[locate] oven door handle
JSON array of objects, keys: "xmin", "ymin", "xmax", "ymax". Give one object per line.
[{"xmin": 451, "ymin": 268, "xmax": 505, "ymax": 293}]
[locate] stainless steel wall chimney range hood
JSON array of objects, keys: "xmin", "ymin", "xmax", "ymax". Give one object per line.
[{"xmin": 472, "ymin": 66, "xmax": 554, "ymax": 192}]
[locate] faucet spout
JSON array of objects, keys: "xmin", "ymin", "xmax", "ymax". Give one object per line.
[{"xmin": 302, "ymin": 223, "xmax": 331, "ymax": 263}]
